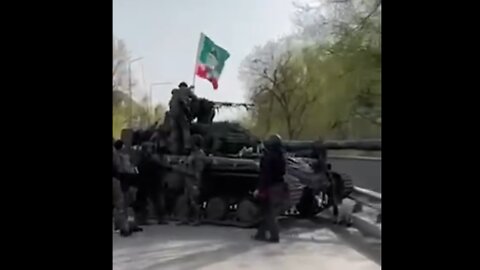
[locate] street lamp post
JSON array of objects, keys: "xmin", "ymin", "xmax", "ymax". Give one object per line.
[{"xmin": 128, "ymin": 56, "xmax": 143, "ymax": 128}]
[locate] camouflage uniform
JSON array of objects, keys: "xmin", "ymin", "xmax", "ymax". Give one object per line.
[
  {"xmin": 112, "ymin": 147, "xmax": 131, "ymax": 236},
  {"xmin": 312, "ymin": 139, "xmax": 339, "ymax": 221},
  {"xmin": 168, "ymin": 83, "xmax": 197, "ymax": 154},
  {"xmin": 114, "ymin": 141, "xmax": 143, "ymax": 234},
  {"xmin": 178, "ymin": 135, "xmax": 206, "ymax": 225},
  {"xmin": 193, "ymin": 98, "xmax": 216, "ymax": 124},
  {"xmin": 135, "ymin": 142, "xmax": 168, "ymax": 225}
]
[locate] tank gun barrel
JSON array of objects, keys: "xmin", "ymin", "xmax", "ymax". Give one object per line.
[
  {"xmin": 283, "ymin": 139, "xmax": 381, "ymax": 151},
  {"xmin": 212, "ymin": 101, "xmax": 255, "ymax": 110}
]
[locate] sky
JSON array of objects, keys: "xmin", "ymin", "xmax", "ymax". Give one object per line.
[{"xmin": 113, "ymin": 0, "xmax": 309, "ymax": 120}]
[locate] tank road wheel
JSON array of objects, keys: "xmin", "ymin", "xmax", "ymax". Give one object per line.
[
  {"xmin": 206, "ymin": 197, "xmax": 227, "ymax": 221},
  {"xmin": 173, "ymin": 195, "xmax": 189, "ymax": 220},
  {"xmin": 236, "ymin": 199, "xmax": 260, "ymax": 224}
]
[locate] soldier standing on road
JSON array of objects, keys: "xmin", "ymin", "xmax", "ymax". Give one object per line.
[
  {"xmin": 252, "ymin": 134, "xmax": 288, "ymax": 243},
  {"xmin": 135, "ymin": 141, "xmax": 168, "ymax": 225},
  {"xmin": 113, "ymin": 145, "xmax": 134, "ymax": 237},
  {"xmin": 178, "ymin": 134, "xmax": 207, "ymax": 226},
  {"xmin": 113, "ymin": 140, "xmax": 142, "ymax": 232},
  {"xmin": 168, "ymin": 82, "xmax": 198, "ymax": 154}
]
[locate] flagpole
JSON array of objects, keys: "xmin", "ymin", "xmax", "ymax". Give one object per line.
[{"xmin": 192, "ymin": 33, "xmax": 204, "ymax": 87}]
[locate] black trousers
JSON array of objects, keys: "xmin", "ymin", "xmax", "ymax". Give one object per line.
[{"xmin": 255, "ymin": 183, "xmax": 286, "ymax": 240}]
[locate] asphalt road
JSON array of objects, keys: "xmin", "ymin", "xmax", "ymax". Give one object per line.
[
  {"xmin": 113, "ymin": 218, "xmax": 381, "ymax": 270},
  {"xmin": 329, "ymin": 157, "xmax": 381, "ymax": 193}
]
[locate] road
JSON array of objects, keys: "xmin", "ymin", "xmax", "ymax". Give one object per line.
[
  {"xmin": 113, "ymin": 218, "xmax": 381, "ymax": 270},
  {"xmin": 329, "ymin": 157, "xmax": 381, "ymax": 193}
]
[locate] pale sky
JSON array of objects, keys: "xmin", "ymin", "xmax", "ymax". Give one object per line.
[{"xmin": 113, "ymin": 0, "xmax": 309, "ymax": 120}]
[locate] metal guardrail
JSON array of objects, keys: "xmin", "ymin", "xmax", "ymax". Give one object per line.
[
  {"xmin": 329, "ymin": 155, "xmax": 382, "ymax": 161},
  {"xmin": 349, "ymin": 186, "xmax": 382, "ymax": 223}
]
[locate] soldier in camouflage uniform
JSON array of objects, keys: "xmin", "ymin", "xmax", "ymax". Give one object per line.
[
  {"xmin": 113, "ymin": 140, "xmax": 143, "ymax": 234},
  {"xmin": 168, "ymin": 82, "xmax": 198, "ymax": 154},
  {"xmin": 312, "ymin": 138, "xmax": 340, "ymax": 222},
  {"xmin": 178, "ymin": 134, "xmax": 207, "ymax": 226},
  {"xmin": 113, "ymin": 145, "xmax": 132, "ymax": 237},
  {"xmin": 135, "ymin": 141, "xmax": 168, "ymax": 225}
]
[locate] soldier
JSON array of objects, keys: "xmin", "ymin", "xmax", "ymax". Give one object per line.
[
  {"xmin": 312, "ymin": 138, "xmax": 340, "ymax": 223},
  {"xmin": 194, "ymin": 98, "xmax": 216, "ymax": 124},
  {"xmin": 113, "ymin": 140, "xmax": 137, "ymax": 190},
  {"xmin": 113, "ymin": 140, "xmax": 143, "ymax": 233},
  {"xmin": 168, "ymin": 82, "xmax": 198, "ymax": 154},
  {"xmin": 178, "ymin": 134, "xmax": 207, "ymax": 226},
  {"xmin": 113, "ymin": 146, "xmax": 133, "ymax": 237},
  {"xmin": 252, "ymin": 134, "xmax": 288, "ymax": 243},
  {"xmin": 135, "ymin": 141, "xmax": 168, "ymax": 225}
]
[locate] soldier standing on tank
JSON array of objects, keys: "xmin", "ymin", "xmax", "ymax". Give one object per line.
[
  {"xmin": 252, "ymin": 134, "xmax": 288, "ymax": 243},
  {"xmin": 178, "ymin": 134, "xmax": 207, "ymax": 226},
  {"xmin": 168, "ymin": 82, "xmax": 198, "ymax": 154}
]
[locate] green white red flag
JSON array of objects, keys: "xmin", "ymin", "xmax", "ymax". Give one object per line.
[{"xmin": 194, "ymin": 33, "xmax": 230, "ymax": 90}]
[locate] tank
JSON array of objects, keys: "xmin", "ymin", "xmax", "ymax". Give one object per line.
[{"xmin": 120, "ymin": 98, "xmax": 358, "ymax": 227}]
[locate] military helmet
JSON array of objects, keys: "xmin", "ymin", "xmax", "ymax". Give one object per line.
[
  {"xmin": 113, "ymin": 140, "xmax": 124, "ymax": 151},
  {"xmin": 264, "ymin": 134, "xmax": 283, "ymax": 151},
  {"xmin": 178, "ymin": 82, "xmax": 188, "ymax": 88}
]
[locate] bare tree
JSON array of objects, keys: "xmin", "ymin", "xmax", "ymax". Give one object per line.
[
  {"xmin": 113, "ymin": 37, "xmax": 138, "ymax": 93},
  {"xmin": 240, "ymin": 41, "xmax": 318, "ymax": 139}
]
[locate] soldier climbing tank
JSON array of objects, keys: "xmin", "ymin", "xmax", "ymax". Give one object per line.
[{"xmin": 120, "ymin": 96, "xmax": 373, "ymax": 227}]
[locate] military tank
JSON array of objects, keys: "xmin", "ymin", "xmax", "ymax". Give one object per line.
[{"xmin": 120, "ymin": 98, "xmax": 376, "ymax": 227}]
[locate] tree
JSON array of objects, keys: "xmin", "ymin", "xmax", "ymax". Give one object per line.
[
  {"xmin": 291, "ymin": 0, "xmax": 381, "ymax": 138},
  {"xmin": 112, "ymin": 37, "xmax": 155, "ymax": 138},
  {"xmin": 239, "ymin": 0, "xmax": 381, "ymax": 140},
  {"xmin": 134, "ymin": 96, "xmax": 167, "ymax": 129},
  {"xmin": 241, "ymin": 41, "xmax": 319, "ymax": 139},
  {"xmin": 113, "ymin": 37, "xmax": 129, "ymax": 93}
]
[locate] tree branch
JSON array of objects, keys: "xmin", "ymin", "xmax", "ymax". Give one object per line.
[{"xmin": 355, "ymin": 0, "xmax": 381, "ymax": 31}]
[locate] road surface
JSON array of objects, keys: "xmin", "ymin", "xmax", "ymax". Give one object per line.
[
  {"xmin": 329, "ymin": 157, "xmax": 381, "ymax": 193},
  {"xmin": 113, "ymin": 218, "xmax": 381, "ymax": 270}
]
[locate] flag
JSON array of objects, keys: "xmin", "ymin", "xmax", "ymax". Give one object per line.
[{"xmin": 195, "ymin": 33, "xmax": 230, "ymax": 90}]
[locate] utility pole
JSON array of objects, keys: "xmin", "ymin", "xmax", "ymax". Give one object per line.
[{"xmin": 127, "ymin": 57, "xmax": 143, "ymax": 128}]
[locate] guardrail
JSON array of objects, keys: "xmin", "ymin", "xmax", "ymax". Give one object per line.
[
  {"xmin": 329, "ymin": 155, "xmax": 381, "ymax": 161},
  {"xmin": 348, "ymin": 186, "xmax": 382, "ymax": 223}
]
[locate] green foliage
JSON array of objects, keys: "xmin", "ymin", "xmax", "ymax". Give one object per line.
[
  {"xmin": 112, "ymin": 37, "xmax": 166, "ymax": 139},
  {"xmin": 241, "ymin": 0, "xmax": 381, "ymax": 140},
  {"xmin": 112, "ymin": 99, "xmax": 166, "ymax": 139}
]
